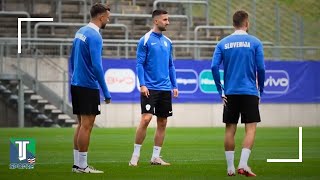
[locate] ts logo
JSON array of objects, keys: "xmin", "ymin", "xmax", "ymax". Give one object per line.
[
  {"xmin": 15, "ymin": 140, "xmax": 29, "ymax": 161},
  {"xmin": 10, "ymin": 138, "xmax": 36, "ymax": 169}
]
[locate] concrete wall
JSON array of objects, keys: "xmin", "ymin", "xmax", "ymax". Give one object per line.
[
  {"xmin": 1, "ymin": 57, "xmax": 68, "ymax": 100},
  {"xmin": 96, "ymin": 103, "xmax": 320, "ymax": 127}
]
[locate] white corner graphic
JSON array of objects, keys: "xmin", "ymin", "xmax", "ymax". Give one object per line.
[
  {"xmin": 267, "ymin": 127, "xmax": 302, "ymax": 163},
  {"xmin": 18, "ymin": 18, "xmax": 53, "ymax": 53}
]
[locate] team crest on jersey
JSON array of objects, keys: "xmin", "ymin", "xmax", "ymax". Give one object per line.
[
  {"xmin": 145, "ymin": 104, "xmax": 151, "ymax": 111},
  {"xmin": 164, "ymin": 41, "xmax": 168, "ymax": 47}
]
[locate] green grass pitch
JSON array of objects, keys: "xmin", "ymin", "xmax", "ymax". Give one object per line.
[{"xmin": 0, "ymin": 127, "xmax": 319, "ymax": 179}]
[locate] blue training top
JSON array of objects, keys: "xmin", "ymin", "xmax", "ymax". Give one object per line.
[
  {"xmin": 211, "ymin": 30, "xmax": 265, "ymax": 97},
  {"xmin": 136, "ymin": 30, "xmax": 178, "ymax": 91},
  {"xmin": 70, "ymin": 23, "xmax": 111, "ymax": 99}
]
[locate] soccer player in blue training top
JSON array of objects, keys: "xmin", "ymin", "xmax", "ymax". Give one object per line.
[
  {"xmin": 211, "ymin": 10, "xmax": 265, "ymax": 177},
  {"xmin": 129, "ymin": 9, "xmax": 179, "ymax": 166},
  {"xmin": 69, "ymin": 3, "xmax": 111, "ymax": 173}
]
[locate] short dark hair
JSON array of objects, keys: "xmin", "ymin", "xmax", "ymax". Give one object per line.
[
  {"xmin": 152, "ymin": 9, "xmax": 168, "ymax": 19},
  {"xmin": 233, "ymin": 10, "xmax": 249, "ymax": 28},
  {"xmin": 90, "ymin": 3, "xmax": 110, "ymax": 18}
]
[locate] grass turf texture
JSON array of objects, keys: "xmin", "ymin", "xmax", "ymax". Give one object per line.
[{"xmin": 0, "ymin": 127, "xmax": 319, "ymax": 179}]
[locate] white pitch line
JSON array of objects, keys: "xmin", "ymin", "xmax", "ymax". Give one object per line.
[
  {"xmin": 18, "ymin": 18, "xmax": 53, "ymax": 53},
  {"xmin": 267, "ymin": 127, "xmax": 302, "ymax": 163}
]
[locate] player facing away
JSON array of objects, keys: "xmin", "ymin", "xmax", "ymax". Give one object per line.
[
  {"xmin": 211, "ymin": 10, "xmax": 265, "ymax": 177},
  {"xmin": 129, "ymin": 9, "xmax": 179, "ymax": 166},
  {"xmin": 69, "ymin": 3, "xmax": 111, "ymax": 173}
]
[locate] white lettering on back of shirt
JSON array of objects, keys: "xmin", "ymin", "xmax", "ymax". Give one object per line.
[
  {"xmin": 224, "ymin": 42, "xmax": 250, "ymax": 49},
  {"xmin": 75, "ymin": 33, "xmax": 87, "ymax": 42}
]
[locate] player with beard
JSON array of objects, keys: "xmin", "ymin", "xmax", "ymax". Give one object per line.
[
  {"xmin": 129, "ymin": 9, "xmax": 179, "ymax": 166},
  {"xmin": 69, "ymin": 3, "xmax": 111, "ymax": 173}
]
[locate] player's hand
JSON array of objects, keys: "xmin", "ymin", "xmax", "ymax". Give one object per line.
[
  {"xmin": 222, "ymin": 95, "xmax": 227, "ymax": 106},
  {"xmin": 140, "ymin": 86, "xmax": 149, "ymax": 98},
  {"xmin": 173, "ymin": 88, "xmax": 179, "ymax": 98},
  {"xmin": 104, "ymin": 98, "xmax": 111, "ymax": 104}
]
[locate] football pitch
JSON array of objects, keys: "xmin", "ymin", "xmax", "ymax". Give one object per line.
[{"xmin": 0, "ymin": 127, "xmax": 319, "ymax": 180}]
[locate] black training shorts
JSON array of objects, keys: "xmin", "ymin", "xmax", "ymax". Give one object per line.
[
  {"xmin": 223, "ymin": 95, "xmax": 261, "ymax": 124},
  {"xmin": 140, "ymin": 90, "xmax": 172, "ymax": 118},
  {"xmin": 71, "ymin": 85, "xmax": 101, "ymax": 115}
]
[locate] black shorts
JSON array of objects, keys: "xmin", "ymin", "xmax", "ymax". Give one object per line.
[
  {"xmin": 71, "ymin": 85, "xmax": 100, "ymax": 115},
  {"xmin": 223, "ymin": 95, "xmax": 261, "ymax": 124},
  {"xmin": 141, "ymin": 90, "xmax": 172, "ymax": 118}
]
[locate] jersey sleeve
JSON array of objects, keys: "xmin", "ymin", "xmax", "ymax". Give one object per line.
[
  {"xmin": 169, "ymin": 44, "xmax": 178, "ymax": 89},
  {"xmin": 88, "ymin": 34, "xmax": 111, "ymax": 99},
  {"xmin": 69, "ymin": 44, "xmax": 75, "ymax": 76},
  {"xmin": 255, "ymin": 41, "xmax": 265, "ymax": 95},
  {"xmin": 211, "ymin": 44, "xmax": 224, "ymax": 96},
  {"xmin": 136, "ymin": 38, "xmax": 147, "ymax": 86}
]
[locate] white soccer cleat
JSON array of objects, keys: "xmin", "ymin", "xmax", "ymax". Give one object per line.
[
  {"xmin": 129, "ymin": 155, "xmax": 139, "ymax": 166},
  {"xmin": 77, "ymin": 166, "xmax": 104, "ymax": 173},
  {"xmin": 150, "ymin": 157, "xmax": 170, "ymax": 166},
  {"xmin": 227, "ymin": 166, "xmax": 236, "ymax": 176},
  {"xmin": 72, "ymin": 165, "xmax": 81, "ymax": 173}
]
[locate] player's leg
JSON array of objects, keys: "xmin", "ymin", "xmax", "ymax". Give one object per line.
[
  {"xmin": 152, "ymin": 117, "xmax": 167, "ymax": 155},
  {"xmin": 225, "ymin": 123, "xmax": 237, "ymax": 176},
  {"xmin": 237, "ymin": 95, "xmax": 260, "ymax": 177},
  {"xmin": 72, "ymin": 115, "xmax": 81, "ymax": 172},
  {"xmin": 77, "ymin": 114, "xmax": 103, "ymax": 173},
  {"xmin": 225, "ymin": 124, "xmax": 237, "ymax": 150},
  {"xmin": 72, "ymin": 86, "xmax": 102, "ymax": 173},
  {"xmin": 154, "ymin": 117, "xmax": 167, "ymax": 147},
  {"xmin": 243, "ymin": 122, "xmax": 257, "ymax": 149},
  {"xmin": 237, "ymin": 122, "xmax": 257, "ymax": 176},
  {"xmin": 71, "ymin": 85, "xmax": 81, "ymax": 172},
  {"xmin": 129, "ymin": 114, "xmax": 152, "ymax": 166},
  {"xmin": 135, "ymin": 113, "xmax": 153, "ymax": 145},
  {"xmin": 223, "ymin": 95, "xmax": 240, "ymax": 176},
  {"xmin": 129, "ymin": 90, "xmax": 155, "ymax": 166},
  {"xmin": 150, "ymin": 117, "xmax": 170, "ymax": 165},
  {"xmin": 77, "ymin": 114, "xmax": 95, "ymax": 166},
  {"xmin": 131, "ymin": 113, "xmax": 153, "ymax": 159},
  {"xmin": 151, "ymin": 90, "xmax": 171, "ymax": 165}
]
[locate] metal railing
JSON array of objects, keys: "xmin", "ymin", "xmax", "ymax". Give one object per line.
[
  {"xmin": 194, "ymin": 25, "xmax": 233, "ymax": 58},
  {"xmin": 56, "ymin": 0, "xmax": 88, "ymax": 23},
  {"xmin": 33, "ymin": 22, "xmax": 129, "ymax": 57},
  {"xmin": 0, "ymin": 11, "xmax": 31, "ymax": 39},
  {"xmin": 153, "ymin": 0, "xmax": 209, "ymax": 26},
  {"xmin": 193, "ymin": 25, "xmax": 274, "ymax": 58},
  {"xmin": 1, "ymin": 37, "xmax": 319, "ymax": 60},
  {"xmin": 111, "ymin": 13, "xmax": 190, "ymax": 41}
]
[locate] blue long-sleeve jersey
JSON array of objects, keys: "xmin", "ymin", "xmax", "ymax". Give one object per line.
[
  {"xmin": 211, "ymin": 30, "xmax": 265, "ymax": 97},
  {"xmin": 136, "ymin": 31, "xmax": 178, "ymax": 91},
  {"xmin": 70, "ymin": 23, "xmax": 111, "ymax": 99}
]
